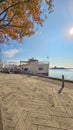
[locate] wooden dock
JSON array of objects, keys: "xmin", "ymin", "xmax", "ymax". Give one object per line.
[{"xmin": 0, "ymin": 74, "xmax": 73, "ymax": 130}]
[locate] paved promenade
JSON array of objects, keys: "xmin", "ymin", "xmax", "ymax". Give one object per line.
[{"xmin": 0, "ymin": 74, "xmax": 73, "ymax": 130}]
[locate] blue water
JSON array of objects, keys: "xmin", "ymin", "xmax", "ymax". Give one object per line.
[{"xmin": 49, "ymin": 69, "xmax": 73, "ymax": 81}]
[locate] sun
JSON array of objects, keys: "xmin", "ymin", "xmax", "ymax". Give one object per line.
[{"xmin": 69, "ymin": 27, "xmax": 73, "ymax": 35}]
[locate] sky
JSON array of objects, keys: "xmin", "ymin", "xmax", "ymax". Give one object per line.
[{"xmin": 0, "ymin": 0, "xmax": 73, "ymax": 68}]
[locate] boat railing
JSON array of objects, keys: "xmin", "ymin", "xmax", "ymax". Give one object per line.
[{"xmin": 38, "ymin": 61, "xmax": 49, "ymax": 64}]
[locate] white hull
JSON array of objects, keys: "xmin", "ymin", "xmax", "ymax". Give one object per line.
[{"xmin": 19, "ymin": 58, "xmax": 49, "ymax": 76}]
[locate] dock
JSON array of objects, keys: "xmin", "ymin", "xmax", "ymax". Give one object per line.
[{"xmin": 0, "ymin": 74, "xmax": 73, "ymax": 130}]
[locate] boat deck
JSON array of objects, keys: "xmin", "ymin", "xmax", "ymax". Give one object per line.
[{"xmin": 0, "ymin": 74, "xmax": 73, "ymax": 130}]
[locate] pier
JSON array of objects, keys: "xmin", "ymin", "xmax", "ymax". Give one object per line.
[{"xmin": 0, "ymin": 74, "xmax": 73, "ymax": 130}]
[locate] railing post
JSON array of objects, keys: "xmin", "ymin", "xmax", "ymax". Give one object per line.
[
  {"xmin": 62, "ymin": 75, "xmax": 64, "ymax": 88},
  {"xmin": 58, "ymin": 75, "xmax": 64, "ymax": 94}
]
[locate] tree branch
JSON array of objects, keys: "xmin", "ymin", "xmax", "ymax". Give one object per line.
[
  {"xmin": 0, "ymin": 2, "xmax": 19, "ymax": 16},
  {"xmin": 0, "ymin": 0, "xmax": 29, "ymax": 16},
  {"xmin": 0, "ymin": 11, "xmax": 7, "ymax": 22},
  {"xmin": 5, "ymin": 14, "xmax": 16, "ymax": 26}
]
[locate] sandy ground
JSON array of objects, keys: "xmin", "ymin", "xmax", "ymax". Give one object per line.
[{"xmin": 0, "ymin": 73, "xmax": 73, "ymax": 130}]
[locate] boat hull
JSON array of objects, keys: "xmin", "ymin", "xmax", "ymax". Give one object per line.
[{"xmin": 37, "ymin": 73, "xmax": 48, "ymax": 76}]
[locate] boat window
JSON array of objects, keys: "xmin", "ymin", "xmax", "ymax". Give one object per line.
[
  {"xmin": 38, "ymin": 67, "xmax": 43, "ymax": 70},
  {"xmin": 24, "ymin": 68, "xmax": 28, "ymax": 71}
]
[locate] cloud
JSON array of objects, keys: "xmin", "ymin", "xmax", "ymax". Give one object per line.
[{"xmin": 4, "ymin": 49, "xmax": 20, "ymax": 58}]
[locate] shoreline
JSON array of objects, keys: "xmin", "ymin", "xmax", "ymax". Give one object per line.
[
  {"xmin": 33, "ymin": 74, "xmax": 73, "ymax": 83},
  {"xmin": 0, "ymin": 72, "xmax": 73, "ymax": 83}
]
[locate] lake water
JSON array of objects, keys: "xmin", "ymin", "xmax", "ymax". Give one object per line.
[{"xmin": 49, "ymin": 69, "xmax": 73, "ymax": 81}]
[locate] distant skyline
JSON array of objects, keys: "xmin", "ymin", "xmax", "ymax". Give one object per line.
[{"xmin": 0, "ymin": 0, "xmax": 73, "ymax": 68}]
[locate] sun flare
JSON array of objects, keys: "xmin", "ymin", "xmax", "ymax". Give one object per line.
[{"xmin": 69, "ymin": 27, "xmax": 73, "ymax": 35}]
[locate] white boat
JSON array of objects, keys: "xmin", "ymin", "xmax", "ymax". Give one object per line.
[
  {"xmin": 2, "ymin": 58, "xmax": 49, "ymax": 76},
  {"xmin": 19, "ymin": 58, "xmax": 49, "ymax": 76}
]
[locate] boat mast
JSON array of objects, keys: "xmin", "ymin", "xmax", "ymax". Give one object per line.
[{"xmin": 47, "ymin": 56, "xmax": 49, "ymax": 64}]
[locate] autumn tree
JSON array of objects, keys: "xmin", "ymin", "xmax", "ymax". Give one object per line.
[{"xmin": 0, "ymin": 0, "xmax": 53, "ymax": 43}]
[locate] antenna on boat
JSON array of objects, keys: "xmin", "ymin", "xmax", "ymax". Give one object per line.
[{"xmin": 47, "ymin": 56, "xmax": 49, "ymax": 63}]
